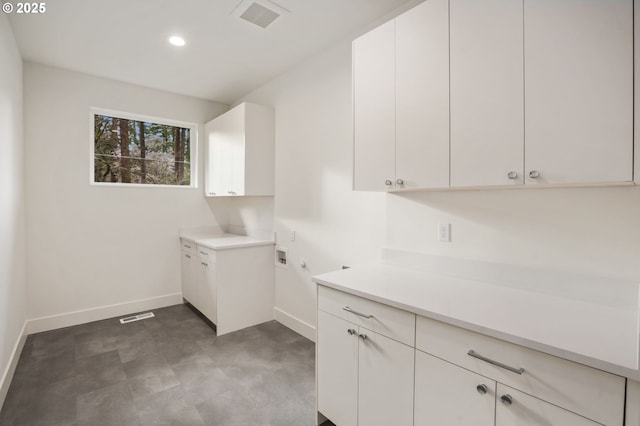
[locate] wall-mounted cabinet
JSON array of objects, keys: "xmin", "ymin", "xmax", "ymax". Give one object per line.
[
  {"xmin": 355, "ymin": 0, "xmax": 633, "ymax": 191},
  {"xmin": 204, "ymin": 102, "xmax": 275, "ymax": 197},
  {"xmin": 449, "ymin": 0, "xmax": 524, "ymax": 187},
  {"xmin": 353, "ymin": 0, "xmax": 449, "ymax": 191},
  {"xmin": 523, "ymin": 0, "xmax": 633, "ymax": 186}
]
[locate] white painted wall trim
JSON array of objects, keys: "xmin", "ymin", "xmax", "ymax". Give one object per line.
[
  {"xmin": 0, "ymin": 321, "xmax": 28, "ymax": 409},
  {"xmin": 274, "ymin": 307, "xmax": 316, "ymax": 342},
  {"xmin": 26, "ymin": 293, "xmax": 183, "ymax": 334}
]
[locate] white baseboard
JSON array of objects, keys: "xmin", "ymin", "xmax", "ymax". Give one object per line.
[
  {"xmin": 0, "ymin": 321, "xmax": 27, "ymax": 409},
  {"xmin": 274, "ymin": 307, "xmax": 316, "ymax": 342},
  {"xmin": 26, "ymin": 293, "xmax": 183, "ymax": 334}
]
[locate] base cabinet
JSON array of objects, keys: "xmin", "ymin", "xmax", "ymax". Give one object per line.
[
  {"xmin": 358, "ymin": 325, "xmax": 414, "ymax": 426},
  {"xmin": 317, "ymin": 311, "xmax": 358, "ymax": 426},
  {"xmin": 180, "ymin": 240, "xmax": 198, "ymax": 305},
  {"xmin": 316, "ymin": 284, "xmax": 627, "ymax": 426},
  {"xmin": 495, "ymin": 384, "xmax": 599, "ymax": 426},
  {"xmin": 180, "ymin": 241, "xmax": 274, "ymax": 336},
  {"xmin": 415, "ymin": 351, "xmax": 495, "ymax": 426},
  {"xmin": 415, "ymin": 351, "xmax": 600, "ymax": 426},
  {"xmin": 317, "ymin": 311, "xmax": 414, "ymax": 426},
  {"xmin": 196, "ymin": 248, "xmax": 217, "ymax": 323}
]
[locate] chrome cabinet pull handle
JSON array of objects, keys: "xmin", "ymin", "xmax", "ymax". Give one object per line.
[
  {"xmin": 507, "ymin": 171, "xmax": 518, "ymax": 180},
  {"xmin": 347, "ymin": 328, "xmax": 357, "ymax": 336},
  {"xmin": 529, "ymin": 170, "xmax": 540, "ymax": 179},
  {"xmin": 467, "ymin": 350, "xmax": 525, "ymax": 375},
  {"xmin": 396, "ymin": 178, "xmax": 404, "ymax": 185},
  {"xmin": 185, "ymin": 254, "xmax": 191, "ymax": 259},
  {"xmin": 359, "ymin": 333, "xmax": 367, "ymax": 341},
  {"xmin": 384, "ymin": 179, "xmax": 393, "ymax": 186},
  {"xmin": 501, "ymin": 394, "xmax": 513, "ymax": 406},
  {"xmin": 200, "ymin": 251, "xmax": 207, "ymax": 255},
  {"xmin": 343, "ymin": 306, "xmax": 373, "ymax": 319},
  {"xmin": 476, "ymin": 384, "xmax": 488, "ymax": 395},
  {"xmin": 183, "ymin": 244, "xmax": 192, "ymax": 249}
]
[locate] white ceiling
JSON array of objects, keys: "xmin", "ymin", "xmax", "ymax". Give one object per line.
[{"xmin": 9, "ymin": 0, "xmax": 415, "ymax": 104}]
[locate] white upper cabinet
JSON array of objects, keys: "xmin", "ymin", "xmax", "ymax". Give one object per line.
[
  {"xmin": 396, "ymin": 0, "xmax": 450, "ymax": 190},
  {"xmin": 524, "ymin": 0, "xmax": 633, "ymax": 185},
  {"xmin": 205, "ymin": 102, "xmax": 275, "ymax": 196},
  {"xmin": 354, "ymin": 0, "xmax": 634, "ymax": 190},
  {"xmin": 353, "ymin": 0, "xmax": 450, "ymax": 191},
  {"xmin": 450, "ymin": 0, "xmax": 524, "ymax": 187},
  {"xmin": 353, "ymin": 20, "xmax": 396, "ymax": 192}
]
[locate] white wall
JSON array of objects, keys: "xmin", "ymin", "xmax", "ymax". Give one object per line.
[
  {"xmin": 227, "ymin": 196, "xmax": 274, "ymax": 240},
  {"xmin": 387, "ymin": 187, "xmax": 640, "ymax": 281},
  {"xmin": 238, "ymin": 42, "xmax": 387, "ymax": 339},
  {"xmin": 0, "ymin": 14, "xmax": 27, "ymax": 405},
  {"xmin": 24, "ymin": 63, "xmax": 230, "ymax": 329}
]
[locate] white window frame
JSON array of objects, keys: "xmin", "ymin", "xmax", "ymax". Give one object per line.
[{"xmin": 89, "ymin": 107, "xmax": 198, "ymax": 188}]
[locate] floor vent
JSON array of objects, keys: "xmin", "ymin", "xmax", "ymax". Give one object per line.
[{"xmin": 119, "ymin": 312, "xmax": 155, "ymax": 324}]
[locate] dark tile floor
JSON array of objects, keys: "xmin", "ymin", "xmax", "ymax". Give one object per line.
[{"xmin": 0, "ymin": 304, "xmax": 316, "ymax": 426}]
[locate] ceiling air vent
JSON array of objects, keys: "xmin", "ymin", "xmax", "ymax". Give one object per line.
[{"xmin": 232, "ymin": 0, "xmax": 290, "ymax": 29}]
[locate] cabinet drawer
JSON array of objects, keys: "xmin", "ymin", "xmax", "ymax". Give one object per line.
[
  {"xmin": 416, "ymin": 315, "xmax": 625, "ymax": 426},
  {"xmin": 196, "ymin": 245, "xmax": 216, "ymax": 264},
  {"xmin": 180, "ymin": 239, "xmax": 196, "ymax": 253},
  {"xmin": 496, "ymin": 384, "xmax": 600, "ymax": 426},
  {"xmin": 318, "ymin": 286, "xmax": 415, "ymax": 346}
]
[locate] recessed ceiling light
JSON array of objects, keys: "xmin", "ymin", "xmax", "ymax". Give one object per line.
[{"xmin": 169, "ymin": 36, "xmax": 185, "ymax": 47}]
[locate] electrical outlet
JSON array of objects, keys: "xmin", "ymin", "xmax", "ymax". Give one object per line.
[{"xmin": 438, "ymin": 223, "xmax": 451, "ymax": 242}]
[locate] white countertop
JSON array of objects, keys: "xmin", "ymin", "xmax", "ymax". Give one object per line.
[
  {"xmin": 180, "ymin": 231, "xmax": 274, "ymax": 250},
  {"xmin": 313, "ymin": 255, "xmax": 640, "ymax": 380}
]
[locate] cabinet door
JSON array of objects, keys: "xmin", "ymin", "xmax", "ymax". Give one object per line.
[
  {"xmin": 450, "ymin": 0, "xmax": 523, "ymax": 187},
  {"xmin": 197, "ymin": 260, "xmax": 217, "ymax": 324},
  {"xmin": 414, "ymin": 351, "xmax": 495, "ymax": 426},
  {"xmin": 206, "ymin": 106, "xmax": 245, "ymax": 196},
  {"xmin": 496, "ymin": 384, "xmax": 599, "ymax": 426},
  {"xmin": 524, "ymin": 0, "xmax": 633, "ymax": 184},
  {"xmin": 180, "ymin": 250, "xmax": 197, "ymax": 304},
  {"xmin": 317, "ymin": 311, "xmax": 358, "ymax": 426},
  {"xmin": 395, "ymin": 0, "xmax": 449, "ymax": 189},
  {"xmin": 626, "ymin": 380, "xmax": 640, "ymax": 426},
  {"xmin": 358, "ymin": 329, "xmax": 414, "ymax": 426},
  {"xmin": 205, "ymin": 121, "xmax": 224, "ymax": 196},
  {"xmin": 353, "ymin": 20, "xmax": 395, "ymax": 191}
]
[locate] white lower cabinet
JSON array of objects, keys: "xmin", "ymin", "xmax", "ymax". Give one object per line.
[
  {"xmin": 495, "ymin": 384, "xmax": 599, "ymax": 426},
  {"xmin": 317, "ymin": 311, "xmax": 358, "ymax": 426},
  {"xmin": 415, "ymin": 351, "xmax": 599, "ymax": 426},
  {"xmin": 316, "ymin": 287, "xmax": 415, "ymax": 426},
  {"xmin": 626, "ymin": 380, "xmax": 640, "ymax": 426},
  {"xmin": 181, "ymin": 241, "xmax": 274, "ymax": 336},
  {"xmin": 358, "ymin": 327, "xmax": 414, "ymax": 426},
  {"xmin": 316, "ymin": 284, "xmax": 627, "ymax": 426},
  {"xmin": 180, "ymin": 240, "xmax": 198, "ymax": 305},
  {"xmin": 415, "ymin": 315, "xmax": 625, "ymax": 426},
  {"xmin": 414, "ymin": 351, "xmax": 495, "ymax": 426},
  {"xmin": 196, "ymin": 247, "xmax": 217, "ymax": 324}
]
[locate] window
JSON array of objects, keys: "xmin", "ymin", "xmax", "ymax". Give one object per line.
[{"xmin": 90, "ymin": 108, "xmax": 197, "ymax": 187}]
